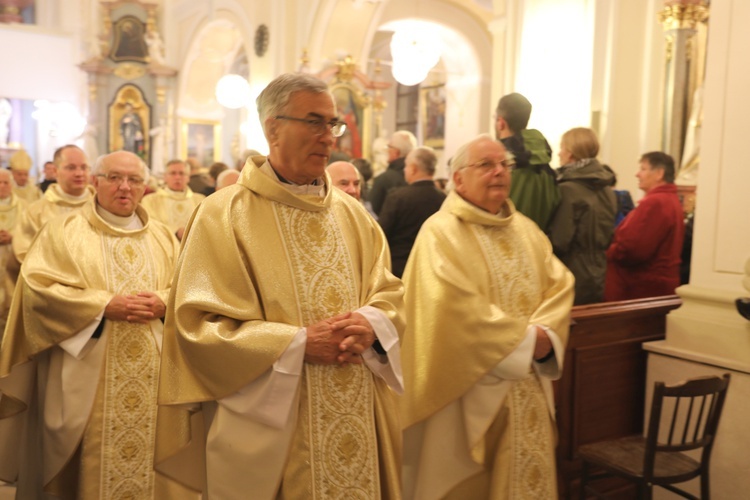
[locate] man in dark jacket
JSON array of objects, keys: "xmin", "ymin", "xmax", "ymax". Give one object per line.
[
  {"xmin": 605, "ymin": 152, "xmax": 685, "ymax": 300},
  {"xmin": 368, "ymin": 130, "xmax": 417, "ymax": 215},
  {"xmin": 378, "ymin": 146, "xmax": 446, "ymax": 277},
  {"xmin": 495, "ymin": 93, "xmax": 560, "ymax": 231}
]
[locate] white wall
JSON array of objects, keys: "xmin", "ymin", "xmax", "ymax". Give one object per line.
[{"xmin": 0, "ymin": 25, "xmax": 78, "ymax": 103}]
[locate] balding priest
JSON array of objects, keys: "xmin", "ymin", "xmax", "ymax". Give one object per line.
[{"xmin": 0, "ymin": 151, "xmax": 191, "ymax": 498}]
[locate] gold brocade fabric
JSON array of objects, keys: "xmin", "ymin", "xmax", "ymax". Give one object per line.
[
  {"xmin": 0, "ymin": 193, "xmax": 25, "ymax": 319},
  {"xmin": 401, "ymin": 191, "xmax": 573, "ymax": 498},
  {"xmin": 401, "ymin": 191, "xmax": 574, "ymax": 429},
  {"xmin": 12, "ymin": 184, "xmax": 42, "ymax": 204},
  {"xmin": 11, "ymin": 184, "xmax": 95, "ymax": 263},
  {"xmin": 98, "ymin": 233, "xmax": 159, "ymax": 498},
  {"xmin": 157, "ymin": 157, "xmax": 404, "ymax": 499},
  {"xmin": 274, "ymin": 202, "xmax": 379, "ymax": 498},
  {"xmin": 140, "ymin": 187, "xmax": 205, "ymax": 234},
  {"xmin": 0, "ymin": 199, "xmax": 182, "ymax": 497}
]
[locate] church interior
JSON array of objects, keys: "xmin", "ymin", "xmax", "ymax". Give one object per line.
[{"xmin": 0, "ymin": 0, "xmax": 749, "ymax": 498}]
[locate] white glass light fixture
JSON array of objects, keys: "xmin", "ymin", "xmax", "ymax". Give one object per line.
[
  {"xmin": 389, "ymin": 27, "xmax": 442, "ymax": 86},
  {"xmin": 215, "ymin": 74, "xmax": 252, "ymax": 109}
]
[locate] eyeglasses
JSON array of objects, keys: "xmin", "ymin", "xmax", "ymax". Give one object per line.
[
  {"xmin": 465, "ymin": 158, "xmax": 515, "ymax": 173},
  {"xmin": 275, "ymin": 115, "xmax": 347, "ymax": 138},
  {"xmin": 97, "ymin": 173, "xmax": 145, "ymax": 188}
]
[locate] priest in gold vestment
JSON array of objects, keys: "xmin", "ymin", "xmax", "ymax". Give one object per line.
[
  {"xmin": 140, "ymin": 159, "xmax": 205, "ymax": 240},
  {"xmin": 0, "ymin": 151, "xmax": 195, "ymax": 498},
  {"xmin": 0, "ymin": 169, "xmax": 25, "ymax": 326},
  {"xmin": 12, "ymin": 144, "xmax": 94, "ymax": 264},
  {"xmin": 157, "ymin": 73, "xmax": 405, "ymax": 499},
  {"xmin": 9, "ymin": 149, "xmax": 42, "ymax": 204},
  {"xmin": 401, "ymin": 135, "xmax": 574, "ymax": 499}
]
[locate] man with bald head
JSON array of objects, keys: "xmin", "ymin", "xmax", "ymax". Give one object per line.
[
  {"xmin": 0, "ymin": 151, "xmax": 188, "ymax": 498},
  {"xmin": 327, "ymin": 160, "xmax": 362, "ymax": 200},
  {"xmin": 12, "ymin": 144, "xmax": 94, "ymax": 263},
  {"xmin": 401, "ymin": 134, "xmax": 573, "ymax": 499}
]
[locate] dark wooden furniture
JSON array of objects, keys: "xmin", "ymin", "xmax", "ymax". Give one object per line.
[
  {"xmin": 578, "ymin": 374, "xmax": 730, "ymax": 499},
  {"xmin": 556, "ymin": 295, "xmax": 683, "ymax": 499}
]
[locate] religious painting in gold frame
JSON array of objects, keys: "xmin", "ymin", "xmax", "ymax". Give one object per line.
[
  {"xmin": 108, "ymin": 84, "xmax": 151, "ymax": 162},
  {"xmin": 180, "ymin": 120, "xmax": 221, "ymax": 168},
  {"xmin": 420, "ymin": 84, "xmax": 446, "ymax": 149},
  {"xmin": 109, "ymin": 15, "xmax": 149, "ymax": 63},
  {"xmin": 330, "ymin": 82, "xmax": 371, "ymax": 160}
]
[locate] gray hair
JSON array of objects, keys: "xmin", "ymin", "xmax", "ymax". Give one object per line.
[
  {"xmin": 92, "ymin": 151, "xmax": 150, "ymax": 183},
  {"xmin": 390, "ymin": 130, "xmax": 418, "ymax": 157},
  {"xmin": 406, "ymin": 146, "xmax": 438, "ymax": 176},
  {"xmin": 451, "ymin": 133, "xmax": 495, "ymax": 174},
  {"xmin": 216, "ymin": 168, "xmax": 240, "ymax": 189},
  {"xmin": 256, "ymin": 73, "xmax": 331, "ymax": 135}
]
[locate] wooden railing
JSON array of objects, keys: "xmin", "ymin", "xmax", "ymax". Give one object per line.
[{"xmin": 555, "ymin": 295, "xmax": 683, "ymax": 499}]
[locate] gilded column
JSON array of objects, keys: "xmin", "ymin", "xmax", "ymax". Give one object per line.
[{"xmin": 658, "ymin": 0, "xmax": 709, "ymax": 168}]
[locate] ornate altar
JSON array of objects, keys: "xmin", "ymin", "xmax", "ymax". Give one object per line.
[{"xmin": 79, "ymin": 0, "xmax": 177, "ymax": 170}]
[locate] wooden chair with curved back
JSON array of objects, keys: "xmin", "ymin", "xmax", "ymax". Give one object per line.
[{"xmin": 578, "ymin": 374, "xmax": 731, "ymax": 499}]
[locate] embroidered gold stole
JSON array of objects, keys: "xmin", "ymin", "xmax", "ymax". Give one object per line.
[{"xmin": 275, "ymin": 201, "xmax": 380, "ymax": 499}]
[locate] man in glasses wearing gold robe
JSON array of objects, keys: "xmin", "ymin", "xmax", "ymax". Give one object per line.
[
  {"xmin": 157, "ymin": 73, "xmax": 405, "ymax": 499},
  {"xmin": 401, "ymin": 135, "xmax": 574, "ymax": 499},
  {"xmin": 0, "ymin": 151, "xmax": 192, "ymax": 498}
]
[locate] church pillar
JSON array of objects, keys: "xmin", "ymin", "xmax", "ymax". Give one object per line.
[
  {"xmin": 645, "ymin": 1, "xmax": 750, "ymax": 496},
  {"xmin": 0, "ymin": 0, "xmax": 32, "ymax": 23},
  {"xmin": 658, "ymin": 0, "xmax": 708, "ymax": 168}
]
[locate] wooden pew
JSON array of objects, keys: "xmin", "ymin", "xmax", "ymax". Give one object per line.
[{"xmin": 555, "ymin": 295, "xmax": 682, "ymax": 499}]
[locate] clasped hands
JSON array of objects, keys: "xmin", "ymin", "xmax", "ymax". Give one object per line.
[
  {"xmin": 104, "ymin": 291, "xmax": 166, "ymax": 324},
  {"xmin": 305, "ymin": 311, "xmax": 376, "ymax": 366}
]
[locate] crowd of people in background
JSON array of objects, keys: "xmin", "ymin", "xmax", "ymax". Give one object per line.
[{"xmin": 0, "ymin": 73, "xmax": 688, "ymax": 498}]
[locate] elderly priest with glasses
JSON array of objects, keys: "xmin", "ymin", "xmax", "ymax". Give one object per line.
[
  {"xmin": 157, "ymin": 73, "xmax": 405, "ymax": 499},
  {"xmin": 0, "ymin": 151, "xmax": 189, "ymax": 498},
  {"xmin": 401, "ymin": 134, "xmax": 574, "ymax": 499}
]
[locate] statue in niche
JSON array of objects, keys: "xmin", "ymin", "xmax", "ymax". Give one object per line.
[{"xmin": 120, "ymin": 103, "xmax": 144, "ymax": 156}]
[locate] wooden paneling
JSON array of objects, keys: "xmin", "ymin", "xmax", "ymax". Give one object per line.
[{"xmin": 556, "ymin": 295, "xmax": 682, "ymax": 499}]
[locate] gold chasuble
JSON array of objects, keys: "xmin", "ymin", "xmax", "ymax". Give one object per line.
[
  {"xmin": 12, "ymin": 183, "xmax": 95, "ymax": 263},
  {"xmin": 401, "ymin": 191, "xmax": 574, "ymax": 500},
  {"xmin": 140, "ymin": 187, "xmax": 205, "ymax": 235},
  {"xmin": 12, "ymin": 183, "xmax": 42, "ymax": 204},
  {"xmin": 0, "ymin": 193, "xmax": 25, "ymax": 322},
  {"xmin": 0, "ymin": 199, "xmax": 193, "ymax": 499},
  {"xmin": 157, "ymin": 157, "xmax": 405, "ymax": 499}
]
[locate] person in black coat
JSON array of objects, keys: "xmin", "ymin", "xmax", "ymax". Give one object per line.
[
  {"xmin": 378, "ymin": 146, "xmax": 446, "ymax": 277},
  {"xmin": 368, "ymin": 130, "xmax": 417, "ymax": 215}
]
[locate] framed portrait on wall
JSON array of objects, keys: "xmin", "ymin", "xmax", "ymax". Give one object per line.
[
  {"xmin": 420, "ymin": 85, "xmax": 446, "ymax": 149},
  {"xmin": 180, "ymin": 120, "xmax": 221, "ymax": 168},
  {"xmin": 110, "ymin": 15, "xmax": 148, "ymax": 63}
]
